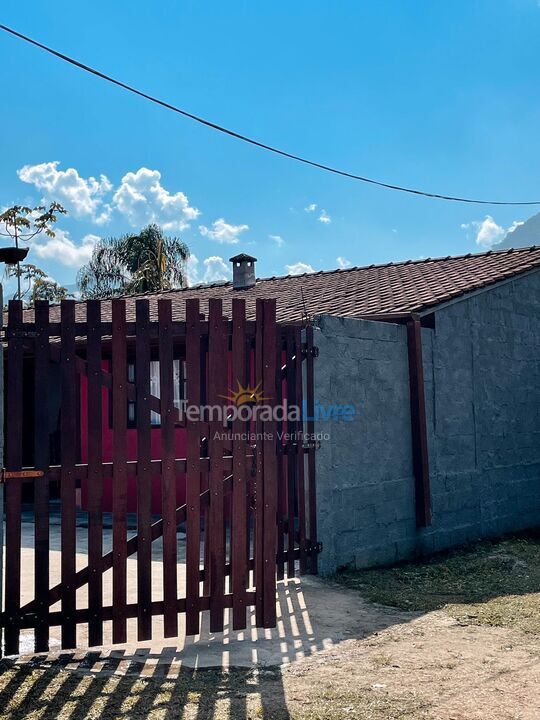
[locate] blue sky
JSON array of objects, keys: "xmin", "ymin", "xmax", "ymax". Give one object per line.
[{"xmin": 1, "ymin": 0, "xmax": 540, "ymax": 293}]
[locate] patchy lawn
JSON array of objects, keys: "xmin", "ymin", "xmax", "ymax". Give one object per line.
[{"xmin": 334, "ymin": 535, "xmax": 540, "ymax": 634}]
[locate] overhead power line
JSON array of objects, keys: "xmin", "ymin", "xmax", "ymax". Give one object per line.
[{"xmin": 2, "ymin": 23, "xmax": 540, "ymax": 206}]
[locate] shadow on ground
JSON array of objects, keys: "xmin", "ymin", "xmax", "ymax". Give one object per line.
[
  {"xmin": 2, "ymin": 574, "xmax": 417, "ymax": 719},
  {"xmin": 0, "ymin": 653, "xmax": 291, "ymax": 720}
]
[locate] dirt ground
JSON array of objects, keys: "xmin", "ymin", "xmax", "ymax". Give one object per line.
[
  {"xmin": 1, "ymin": 537, "xmax": 539, "ymax": 719},
  {"xmin": 1, "ymin": 584, "xmax": 538, "ymax": 719}
]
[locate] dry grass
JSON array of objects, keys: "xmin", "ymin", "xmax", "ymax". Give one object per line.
[
  {"xmin": 2, "ymin": 535, "xmax": 538, "ymax": 719},
  {"xmin": 0, "ymin": 660, "xmax": 429, "ymax": 720},
  {"xmin": 333, "ymin": 535, "xmax": 540, "ymax": 634}
]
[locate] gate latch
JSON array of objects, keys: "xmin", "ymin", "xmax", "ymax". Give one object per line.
[{"xmin": 0, "ymin": 469, "xmax": 45, "ymax": 483}]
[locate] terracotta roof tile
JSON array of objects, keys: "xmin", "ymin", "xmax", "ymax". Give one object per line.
[{"xmin": 9, "ymin": 245, "xmax": 540, "ymax": 325}]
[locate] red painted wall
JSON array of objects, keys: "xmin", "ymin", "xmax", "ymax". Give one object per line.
[
  {"xmin": 79, "ymin": 351, "xmax": 287, "ymax": 514},
  {"xmin": 79, "ymin": 361, "xmax": 188, "ymax": 513}
]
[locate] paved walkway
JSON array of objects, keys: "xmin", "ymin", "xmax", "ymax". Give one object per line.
[{"xmin": 13, "ymin": 515, "xmax": 401, "ymax": 672}]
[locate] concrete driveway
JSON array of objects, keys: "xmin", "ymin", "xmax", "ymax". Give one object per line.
[{"xmin": 13, "ymin": 510, "xmax": 400, "ymax": 671}]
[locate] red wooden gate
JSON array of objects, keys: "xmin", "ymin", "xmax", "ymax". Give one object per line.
[{"xmin": 1, "ymin": 297, "xmax": 318, "ymax": 656}]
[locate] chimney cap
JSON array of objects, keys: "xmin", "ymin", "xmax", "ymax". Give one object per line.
[{"xmin": 229, "ymin": 252, "xmax": 257, "ymax": 263}]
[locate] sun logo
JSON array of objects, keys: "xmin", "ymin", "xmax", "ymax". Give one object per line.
[{"xmin": 219, "ymin": 380, "xmax": 271, "ymax": 406}]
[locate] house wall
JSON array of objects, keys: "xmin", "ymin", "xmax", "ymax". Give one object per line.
[
  {"xmin": 313, "ymin": 271, "xmax": 540, "ymax": 574},
  {"xmin": 79, "ymin": 362, "xmax": 188, "ymax": 514},
  {"xmin": 78, "ymin": 349, "xmax": 287, "ymax": 514},
  {"xmin": 420, "ymin": 270, "xmax": 540, "ymax": 554},
  {"xmin": 313, "ymin": 314, "xmax": 417, "ymax": 575}
]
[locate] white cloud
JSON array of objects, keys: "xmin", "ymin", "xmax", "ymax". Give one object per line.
[
  {"xmin": 285, "ymin": 261, "xmax": 315, "ymax": 275},
  {"xmin": 17, "ymin": 162, "xmax": 112, "ymax": 223},
  {"xmin": 32, "ymin": 230, "xmax": 99, "ymax": 267},
  {"xmin": 113, "ymin": 167, "xmax": 199, "ymax": 231},
  {"xmin": 475, "ymin": 216, "xmax": 505, "ymax": 248},
  {"xmin": 203, "ymin": 256, "xmax": 231, "ymax": 282},
  {"xmin": 269, "ymin": 234, "xmax": 284, "ymax": 247},
  {"xmin": 199, "ymin": 218, "xmax": 249, "ymax": 244},
  {"xmin": 507, "ymin": 220, "xmax": 524, "ymax": 234},
  {"xmin": 336, "ymin": 256, "xmax": 351, "ymax": 269},
  {"xmin": 17, "ymin": 163, "xmax": 201, "ymax": 230},
  {"xmin": 463, "ymin": 215, "xmax": 523, "ymax": 249},
  {"xmin": 186, "ymin": 255, "xmax": 200, "ymax": 286},
  {"xmin": 318, "ymin": 209, "xmax": 331, "ymax": 224},
  {"xmin": 187, "ymin": 254, "xmax": 231, "ymax": 285},
  {"xmin": 304, "ymin": 203, "xmax": 317, "ymax": 213}
]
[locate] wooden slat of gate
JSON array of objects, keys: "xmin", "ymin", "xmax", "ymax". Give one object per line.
[
  {"xmin": 262, "ymin": 300, "xmax": 278, "ymax": 627},
  {"xmin": 275, "ymin": 331, "xmax": 285, "ymax": 581},
  {"xmin": 86, "ymin": 300, "xmax": 104, "ymax": 647},
  {"xmin": 295, "ymin": 327, "xmax": 307, "ymax": 574},
  {"xmin": 112, "ymin": 299, "xmax": 128, "ymax": 643},
  {"xmin": 306, "ymin": 325, "xmax": 318, "ymax": 574},
  {"xmin": 231, "ymin": 299, "xmax": 247, "ymax": 631},
  {"xmin": 185, "ymin": 299, "xmax": 202, "ymax": 635},
  {"xmin": 4, "ymin": 301, "xmax": 24, "ymax": 656},
  {"xmin": 158, "ymin": 300, "xmax": 178, "ymax": 638},
  {"xmin": 285, "ymin": 328, "xmax": 297, "ymax": 578},
  {"xmin": 135, "ymin": 300, "xmax": 152, "ymax": 641},
  {"xmin": 246, "ymin": 335, "xmax": 254, "ymax": 590},
  {"xmin": 34, "ymin": 301, "xmax": 51, "ymax": 652},
  {"xmin": 60, "ymin": 300, "xmax": 77, "ymax": 649},
  {"xmin": 208, "ymin": 299, "xmax": 226, "ymax": 633},
  {"xmin": 202, "ymin": 331, "xmax": 211, "ymax": 599},
  {"xmin": 254, "ymin": 299, "xmax": 265, "ymax": 627}
]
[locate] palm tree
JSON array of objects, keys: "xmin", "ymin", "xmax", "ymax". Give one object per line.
[{"xmin": 77, "ymin": 224, "xmax": 190, "ymax": 299}]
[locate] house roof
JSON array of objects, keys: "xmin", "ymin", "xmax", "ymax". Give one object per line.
[{"xmin": 10, "ymin": 245, "xmax": 540, "ymax": 325}]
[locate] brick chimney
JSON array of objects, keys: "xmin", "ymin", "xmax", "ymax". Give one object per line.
[{"xmin": 229, "ymin": 253, "xmax": 257, "ymax": 290}]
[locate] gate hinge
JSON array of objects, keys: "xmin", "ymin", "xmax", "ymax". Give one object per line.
[
  {"xmin": 302, "ymin": 345, "xmax": 319, "ymax": 358},
  {"xmin": 0, "ymin": 468, "xmax": 45, "ymax": 483},
  {"xmin": 306, "ymin": 541, "xmax": 323, "ymax": 555},
  {"xmin": 302, "ymin": 440, "xmax": 321, "ymax": 450},
  {"xmin": 5, "ymin": 330, "xmax": 39, "ymax": 339}
]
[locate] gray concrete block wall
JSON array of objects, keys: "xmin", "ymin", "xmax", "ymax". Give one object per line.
[
  {"xmin": 420, "ymin": 270, "xmax": 540, "ymax": 553},
  {"xmin": 313, "ymin": 314, "xmax": 417, "ymax": 575},
  {"xmin": 313, "ymin": 270, "xmax": 540, "ymax": 574}
]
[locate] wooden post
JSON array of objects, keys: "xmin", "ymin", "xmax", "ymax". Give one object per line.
[
  {"xmin": 231, "ymin": 299, "xmax": 248, "ymax": 631},
  {"xmin": 208, "ymin": 299, "xmax": 226, "ymax": 633},
  {"xmin": 111, "ymin": 299, "xmax": 128, "ymax": 643},
  {"xmin": 254, "ymin": 300, "xmax": 265, "ymax": 626},
  {"xmin": 158, "ymin": 300, "xmax": 178, "ymax": 638},
  {"xmin": 305, "ymin": 325, "xmax": 318, "ymax": 574},
  {"xmin": 136, "ymin": 300, "xmax": 153, "ymax": 641},
  {"xmin": 185, "ymin": 300, "xmax": 202, "ymax": 635},
  {"xmin": 262, "ymin": 300, "xmax": 277, "ymax": 627},
  {"xmin": 406, "ymin": 316, "xmax": 432, "ymax": 527},
  {"xmin": 295, "ymin": 326, "xmax": 307, "ymax": 574},
  {"xmin": 87, "ymin": 300, "xmax": 104, "ymax": 648},
  {"xmin": 60, "ymin": 300, "xmax": 77, "ymax": 649},
  {"xmin": 34, "ymin": 301, "xmax": 51, "ymax": 652},
  {"xmin": 285, "ymin": 328, "xmax": 297, "ymax": 578}
]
